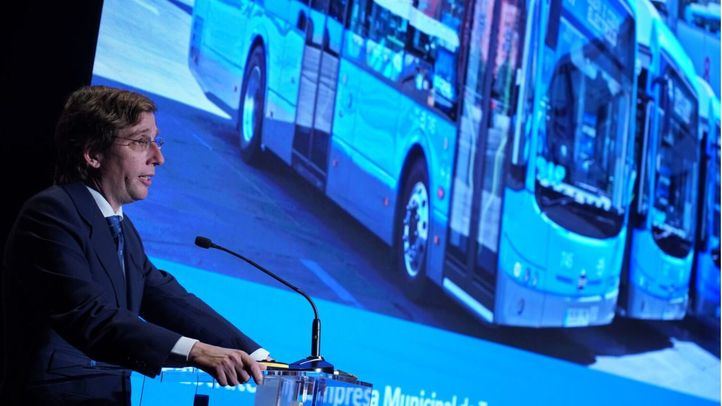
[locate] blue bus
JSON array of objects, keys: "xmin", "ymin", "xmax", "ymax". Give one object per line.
[
  {"xmin": 618, "ymin": 0, "xmax": 701, "ymax": 320},
  {"xmin": 691, "ymin": 76, "xmax": 720, "ymax": 324},
  {"xmin": 189, "ymin": 0, "xmax": 638, "ymax": 327}
]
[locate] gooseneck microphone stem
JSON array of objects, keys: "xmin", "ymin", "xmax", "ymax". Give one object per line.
[
  {"xmin": 212, "ymin": 244, "xmax": 322, "ymax": 359},
  {"xmin": 195, "ymin": 236, "xmax": 331, "ymax": 371},
  {"xmin": 213, "ymin": 245, "xmax": 320, "ymax": 321}
]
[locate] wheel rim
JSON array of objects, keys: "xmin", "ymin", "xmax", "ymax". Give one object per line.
[
  {"xmin": 402, "ymin": 181, "xmax": 429, "ymax": 279},
  {"xmin": 241, "ymin": 66, "xmax": 261, "ymax": 147}
]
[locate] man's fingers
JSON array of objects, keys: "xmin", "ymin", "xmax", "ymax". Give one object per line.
[
  {"xmin": 226, "ymin": 360, "xmax": 241, "ymax": 386},
  {"xmin": 238, "ymin": 367, "xmax": 251, "ymax": 383},
  {"xmin": 249, "ymin": 360, "xmax": 264, "ymax": 384},
  {"xmin": 191, "ymin": 342, "xmax": 266, "ymax": 387},
  {"xmin": 240, "ymin": 352, "xmax": 264, "ymax": 384},
  {"xmin": 215, "ymin": 366, "xmax": 228, "ymax": 386},
  {"xmin": 229, "ymin": 352, "xmax": 249, "ymax": 384}
]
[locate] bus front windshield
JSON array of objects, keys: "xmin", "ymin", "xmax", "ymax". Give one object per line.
[
  {"xmin": 651, "ymin": 69, "xmax": 699, "ymax": 258},
  {"xmin": 535, "ymin": 3, "xmax": 634, "ymax": 238}
]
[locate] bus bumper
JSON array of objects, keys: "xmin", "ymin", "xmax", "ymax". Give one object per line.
[
  {"xmin": 624, "ymin": 288, "xmax": 689, "ymax": 320},
  {"xmin": 495, "ymin": 271, "xmax": 617, "ymax": 327}
]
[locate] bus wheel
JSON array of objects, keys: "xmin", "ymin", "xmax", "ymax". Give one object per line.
[
  {"xmin": 397, "ymin": 160, "xmax": 430, "ymax": 301},
  {"xmin": 238, "ymin": 45, "xmax": 265, "ymax": 164}
]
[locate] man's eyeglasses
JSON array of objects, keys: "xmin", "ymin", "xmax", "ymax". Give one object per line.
[{"xmin": 115, "ymin": 136, "xmax": 165, "ymax": 151}]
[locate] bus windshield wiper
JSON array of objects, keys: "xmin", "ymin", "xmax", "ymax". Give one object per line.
[{"xmin": 541, "ymin": 194, "xmax": 575, "ymax": 208}]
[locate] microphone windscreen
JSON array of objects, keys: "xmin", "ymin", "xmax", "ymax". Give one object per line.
[{"xmin": 195, "ymin": 236, "xmax": 213, "ymax": 249}]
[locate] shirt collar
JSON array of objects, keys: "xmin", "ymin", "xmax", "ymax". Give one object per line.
[{"xmin": 85, "ymin": 185, "xmax": 123, "ymax": 219}]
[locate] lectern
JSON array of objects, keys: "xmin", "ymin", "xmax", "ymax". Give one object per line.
[
  {"xmin": 133, "ymin": 367, "xmax": 372, "ymax": 405},
  {"xmin": 255, "ymin": 369, "xmax": 372, "ymax": 406}
]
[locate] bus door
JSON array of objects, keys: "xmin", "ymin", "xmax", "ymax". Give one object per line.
[
  {"xmin": 292, "ymin": 0, "xmax": 346, "ymax": 189},
  {"xmin": 443, "ymin": 0, "xmax": 526, "ymax": 320}
]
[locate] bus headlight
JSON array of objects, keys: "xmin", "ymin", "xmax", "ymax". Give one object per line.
[{"xmin": 513, "ymin": 262, "xmax": 523, "ymax": 278}]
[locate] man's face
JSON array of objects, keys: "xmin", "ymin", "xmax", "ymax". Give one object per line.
[{"xmin": 96, "ymin": 112, "xmax": 164, "ymax": 210}]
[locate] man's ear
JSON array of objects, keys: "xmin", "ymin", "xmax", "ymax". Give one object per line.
[{"xmin": 83, "ymin": 149, "xmax": 102, "ymax": 169}]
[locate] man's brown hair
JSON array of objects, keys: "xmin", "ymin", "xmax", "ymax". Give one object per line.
[{"xmin": 54, "ymin": 86, "xmax": 156, "ymax": 184}]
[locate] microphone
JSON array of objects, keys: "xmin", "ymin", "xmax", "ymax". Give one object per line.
[{"xmin": 194, "ymin": 236, "xmax": 334, "ymax": 372}]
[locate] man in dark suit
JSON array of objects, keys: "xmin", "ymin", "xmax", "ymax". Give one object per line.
[{"xmin": 1, "ymin": 86, "xmax": 268, "ymax": 404}]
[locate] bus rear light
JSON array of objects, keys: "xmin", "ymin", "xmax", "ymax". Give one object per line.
[
  {"xmin": 437, "ymin": 187, "xmax": 445, "ymax": 199},
  {"xmin": 433, "ymin": 235, "xmax": 440, "ymax": 245},
  {"xmin": 383, "ymin": 197, "xmax": 389, "ymax": 207}
]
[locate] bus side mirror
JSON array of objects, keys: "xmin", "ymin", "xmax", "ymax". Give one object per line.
[{"xmin": 649, "ymin": 75, "xmax": 669, "ymax": 101}]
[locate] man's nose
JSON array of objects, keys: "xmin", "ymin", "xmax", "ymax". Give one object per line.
[{"xmin": 148, "ymin": 142, "xmax": 165, "ymax": 166}]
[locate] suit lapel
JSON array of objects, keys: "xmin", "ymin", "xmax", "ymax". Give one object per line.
[{"xmin": 63, "ymin": 182, "xmax": 127, "ymax": 308}]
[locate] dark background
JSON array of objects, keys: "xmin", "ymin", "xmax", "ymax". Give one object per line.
[
  {"xmin": 0, "ymin": 0, "xmax": 104, "ymax": 388},
  {"xmin": 1, "ymin": 2, "xmax": 103, "ymax": 249}
]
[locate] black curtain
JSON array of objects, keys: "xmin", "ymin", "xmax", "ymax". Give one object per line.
[{"xmin": 0, "ymin": 0, "xmax": 104, "ymax": 391}]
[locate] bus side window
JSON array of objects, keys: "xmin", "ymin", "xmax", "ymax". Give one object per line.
[
  {"xmin": 328, "ymin": 0, "xmax": 348, "ymax": 23},
  {"xmin": 490, "ymin": 0, "xmax": 523, "ymax": 119},
  {"xmin": 366, "ymin": 3, "xmax": 408, "ymax": 82},
  {"xmin": 402, "ymin": 24, "xmax": 435, "ymax": 105},
  {"xmin": 311, "ymin": 0, "xmax": 328, "ymax": 11},
  {"xmin": 431, "ymin": 0, "xmax": 463, "ymax": 119},
  {"xmin": 344, "ymin": 0, "xmax": 371, "ymax": 63},
  {"xmin": 402, "ymin": 0, "xmax": 464, "ymax": 120}
]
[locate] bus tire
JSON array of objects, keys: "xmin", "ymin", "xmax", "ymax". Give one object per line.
[
  {"xmin": 396, "ymin": 159, "xmax": 431, "ymax": 301},
  {"xmin": 238, "ymin": 45, "xmax": 266, "ymax": 164}
]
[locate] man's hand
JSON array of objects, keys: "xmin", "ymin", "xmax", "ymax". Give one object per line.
[{"xmin": 188, "ymin": 341, "xmax": 266, "ymax": 386}]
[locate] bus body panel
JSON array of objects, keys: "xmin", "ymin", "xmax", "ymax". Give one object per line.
[
  {"xmin": 694, "ymin": 252, "xmax": 721, "ymax": 319},
  {"xmin": 192, "ymin": 0, "xmax": 254, "ymax": 115},
  {"xmin": 325, "ymin": 60, "xmax": 358, "ymax": 212},
  {"xmin": 327, "ymin": 59, "xmax": 456, "ymax": 245},
  {"xmin": 328, "ymin": 61, "xmax": 401, "ymax": 244},
  {"xmin": 191, "ymin": 0, "xmax": 304, "ymax": 165},
  {"xmin": 190, "ymin": 37, "xmax": 245, "ymax": 117},
  {"xmin": 496, "ymin": 188, "xmax": 623, "ymax": 327},
  {"xmin": 262, "ymin": 14, "xmax": 305, "ymax": 165},
  {"xmin": 326, "ymin": 135, "xmax": 356, "ymax": 216},
  {"xmin": 628, "ymin": 228, "xmax": 692, "ymax": 319}
]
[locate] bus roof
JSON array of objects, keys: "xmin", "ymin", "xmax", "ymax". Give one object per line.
[{"xmin": 636, "ymin": 0, "xmax": 698, "ymax": 86}]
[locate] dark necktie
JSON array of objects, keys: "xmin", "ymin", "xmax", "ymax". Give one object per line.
[{"xmin": 106, "ymin": 215, "xmax": 125, "ymax": 276}]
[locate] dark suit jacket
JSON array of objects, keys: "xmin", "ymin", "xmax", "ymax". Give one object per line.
[{"xmin": 1, "ymin": 182, "xmax": 261, "ymax": 403}]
